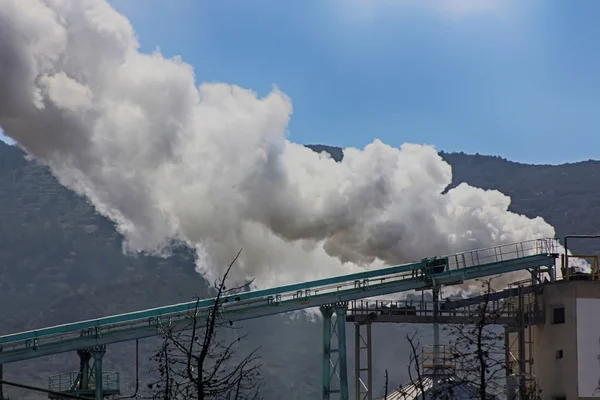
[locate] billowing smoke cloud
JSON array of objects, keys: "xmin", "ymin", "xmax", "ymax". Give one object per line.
[{"xmin": 0, "ymin": 0, "xmax": 564, "ymax": 290}]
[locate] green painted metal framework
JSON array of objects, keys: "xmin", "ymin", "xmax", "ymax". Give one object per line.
[
  {"xmin": 321, "ymin": 304, "xmax": 350, "ymax": 400},
  {"xmin": 0, "ymin": 238, "xmax": 559, "ymax": 399}
]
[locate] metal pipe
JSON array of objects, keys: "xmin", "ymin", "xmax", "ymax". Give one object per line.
[
  {"xmin": 366, "ymin": 323, "xmax": 372, "ymax": 400},
  {"xmin": 504, "ymin": 326, "xmax": 510, "ymax": 377},
  {"xmin": 518, "ymin": 286, "xmax": 526, "ymax": 400},
  {"xmin": 432, "ymin": 285, "xmax": 440, "ymax": 389},
  {"xmin": 354, "ymin": 324, "xmax": 360, "ymax": 400},
  {"xmin": 116, "ymin": 339, "xmax": 139, "ymax": 399}
]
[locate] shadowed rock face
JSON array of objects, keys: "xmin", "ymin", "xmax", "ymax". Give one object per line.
[{"xmin": 0, "ymin": 141, "xmax": 597, "ymax": 399}]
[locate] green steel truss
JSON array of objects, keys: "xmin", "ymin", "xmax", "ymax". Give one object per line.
[
  {"xmin": 321, "ymin": 304, "xmax": 350, "ymax": 400},
  {"xmin": 0, "ymin": 238, "xmax": 559, "ymax": 400}
]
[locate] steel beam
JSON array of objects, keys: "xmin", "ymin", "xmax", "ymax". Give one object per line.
[
  {"xmin": 0, "ymin": 260, "xmax": 428, "ymax": 346},
  {"xmin": 0, "ymin": 243, "xmax": 557, "ymax": 347},
  {"xmin": 440, "ymin": 284, "xmax": 543, "ymax": 310},
  {"xmin": 0, "ymin": 254, "xmax": 556, "ymax": 364},
  {"xmin": 347, "ymin": 314, "xmax": 539, "ymax": 326}
]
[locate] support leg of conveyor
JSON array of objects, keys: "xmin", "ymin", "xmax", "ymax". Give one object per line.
[
  {"xmin": 321, "ymin": 306, "xmax": 333, "ymax": 400},
  {"xmin": 77, "ymin": 349, "xmax": 92, "ymax": 390},
  {"xmin": 432, "ymin": 286, "xmax": 440, "ymax": 390},
  {"xmin": 504, "ymin": 325, "xmax": 517, "ymax": 400},
  {"xmin": 91, "ymin": 346, "xmax": 106, "ymax": 400},
  {"xmin": 0, "ymin": 363, "xmax": 4, "ymax": 400},
  {"xmin": 334, "ymin": 304, "xmax": 349, "ymax": 400},
  {"xmin": 517, "ymin": 287, "xmax": 527, "ymax": 400},
  {"xmin": 321, "ymin": 304, "xmax": 349, "ymax": 400},
  {"xmin": 354, "ymin": 322, "xmax": 372, "ymax": 400}
]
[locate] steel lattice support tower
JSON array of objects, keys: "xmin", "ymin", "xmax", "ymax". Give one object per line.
[
  {"xmin": 91, "ymin": 345, "xmax": 106, "ymax": 400},
  {"xmin": 354, "ymin": 322, "xmax": 373, "ymax": 400},
  {"xmin": 321, "ymin": 304, "xmax": 349, "ymax": 400}
]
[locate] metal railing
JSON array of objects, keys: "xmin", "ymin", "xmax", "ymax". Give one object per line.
[
  {"xmin": 440, "ymin": 238, "xmax": 559, "ymax": 271},
  {"xmin": 422, "ymin": 344, "xmax": 457, "ymax": 371},
  {"xmin": 348, "ymin": 298, "xmax": 544, "ymax": 323},
  {"xmin": 0, "ymin": 238, "xmax": 558, "ymax": 360},
  {"xmin": 48, "ymin": 371, "xmax": 120, "ymax": 393}
]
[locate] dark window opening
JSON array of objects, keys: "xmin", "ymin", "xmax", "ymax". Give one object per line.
[
  {"xmin": 552, "ymin": 307, "xmax": 565, "ymax": 324},
  {"xmin": 556, "ymin": 349, "xmax": 563, "ymax": 359}
]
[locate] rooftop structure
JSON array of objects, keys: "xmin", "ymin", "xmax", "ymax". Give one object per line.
[{"xmin": 377, "ymin": 376, "xmax": 501, "ymax": 400}]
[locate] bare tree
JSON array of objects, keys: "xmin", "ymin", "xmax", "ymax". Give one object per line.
[
  {"xmin": 398, "ymin": 331, "xmax": 459, "ymax": 400},
  {"xmin": 399, "ymin": 278, "xmax": 543, "ymax": 400},
  {"xmin": 443, "ymin": 278, "xmax": 506, "ymax": 400},
  {"xmin": 146, "ymin": 250, "xmax": 263, "ymax": 400},
  {"xmin": 383, "ymin": 370, "xmax": 389, "ymax": 399},
  {"xmin": 404, "ymin": 332, "xmax": 428, "ymax": 398}
]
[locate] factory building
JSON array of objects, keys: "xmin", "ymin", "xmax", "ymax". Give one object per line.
[
  {"xmin": 355, "ymin": 261, "xmax": 600, "ymax": 400},
  {"xmin": 511, "ymin": 279, "xmax": 600, "ymax": 400}
]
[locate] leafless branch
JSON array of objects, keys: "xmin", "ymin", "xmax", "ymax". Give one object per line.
[
  {"xmin": 402, "ymin": 277, "xmax": 544, "ymax": 400},
  {"xmin": 145, "ymin": 249, "xmax": 263, "ymax": 400}
]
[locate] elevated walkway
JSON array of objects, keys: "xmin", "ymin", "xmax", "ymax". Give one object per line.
[
  {"xmin": 347, "ymin": 283, "xmax": 545, "ymax": 326},
  {"xmin": 0, "ymin": 238, "xmax": 559, "ymax": 400},
  {"xmin": 0, "ymin": 238, "xmax": 558, "ymax": 365}
]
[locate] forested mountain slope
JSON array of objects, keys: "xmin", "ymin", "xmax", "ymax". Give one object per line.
[{"xmin": 1, "ymin": 141, "xmax": 597, "ymax": 398}]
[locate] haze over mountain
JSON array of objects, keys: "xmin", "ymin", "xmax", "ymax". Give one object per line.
[{"xmin": 1, "ymin": 141, "xmax": 598, "ymax": 399}]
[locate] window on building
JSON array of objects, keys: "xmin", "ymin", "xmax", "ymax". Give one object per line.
[
  {"xmin": 552, "ymin": 307, "xmax": 565, "ymax": 324},
  {"xmin": 556, "ymin": 349, "xmax": 563, "ymax": 359}
]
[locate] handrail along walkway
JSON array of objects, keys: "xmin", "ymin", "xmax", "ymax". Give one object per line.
[{"xmin": 0, "ymin": 238, "xmax": 559, "ymax": 364}]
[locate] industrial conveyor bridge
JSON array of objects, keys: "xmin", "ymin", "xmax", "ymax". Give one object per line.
[{"xmin": 0, "ymin": 238, "xmax": 559, "ymax": 399}]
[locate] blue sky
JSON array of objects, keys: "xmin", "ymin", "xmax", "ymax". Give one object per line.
[{"xmin": 3, "ymin": 0, "xmax": 600, "ymax": 164}]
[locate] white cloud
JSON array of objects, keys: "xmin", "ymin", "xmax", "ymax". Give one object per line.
[
  {"xmin": 0, "ymin": 0, "xmax": 556, "ymax": 292},
  {"xmin": 0, "ymin": 128, "xmax": 15, "ymax": 145}
]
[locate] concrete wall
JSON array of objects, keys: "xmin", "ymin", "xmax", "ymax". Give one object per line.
[
  {"xmin": 575, "ymin": 298, "xmax": 600, "ymax": 398},
  {"xmin": 532, "ymin": 280, "xmax": 600, "ymax": 400}
]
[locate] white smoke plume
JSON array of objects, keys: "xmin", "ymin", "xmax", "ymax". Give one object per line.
[{"xmin": 0, "ymin": 0, "xmax": 565, "ymax": 291}]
